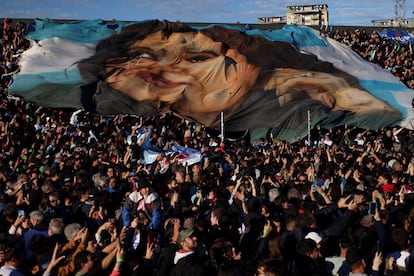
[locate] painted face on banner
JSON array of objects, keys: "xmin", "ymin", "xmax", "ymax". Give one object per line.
[{"xmin": 105, "ymin": 31, "xmax": 260, "ymax": 124}]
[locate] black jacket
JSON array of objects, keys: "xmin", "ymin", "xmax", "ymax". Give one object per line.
[{"xmin": 170, "ymin": 252, "xmax": 209, "ymax": 276}]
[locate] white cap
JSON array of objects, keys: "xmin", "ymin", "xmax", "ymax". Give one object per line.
[
  {"xmin": 305, "ymin": 231, "xmax": 322, "ymax": 244},
  {"xmin": 388, "ymin": 159, "xmax": 397, "ymax": 169}
]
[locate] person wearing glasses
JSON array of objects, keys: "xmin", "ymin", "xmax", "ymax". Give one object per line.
[{"xmin": 43, "ymin": 192, "xmax": 73, "ymax": 224}]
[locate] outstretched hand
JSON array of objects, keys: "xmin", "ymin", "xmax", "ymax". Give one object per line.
[
  {"xmin": 45, "ymin": 243, "xmax": 66, "ymax": 273},
  {"xmin": 337, "ymin": 195, "xmax": 352, "ymax": 209},
  {"xmin": 372, "ymin": 251, "xmax": 383, "ymax": 271}
]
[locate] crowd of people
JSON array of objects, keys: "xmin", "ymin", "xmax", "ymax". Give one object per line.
[
  {"xmin": 330, "ymin": 27, "xmax": 414, "ymax": 89},
  {"xmin": 0, "ymin": 18, "xmax": 414, "ymax": 276}
]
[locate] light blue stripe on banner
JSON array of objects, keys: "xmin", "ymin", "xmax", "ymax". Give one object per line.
[
  {"xmin": 360, "ymin": 80, "xmax": 414, "ymax": 118},
  {"xmin": 28, "ymin": 19, "xmax": 328, "ymax": 48},
  {"xmin": 11, "ymin": 68, "xmax": 88, "ymax": 91},
  {"xmin": 191, "ymin": 23, "xmax": 247, "ymax": 32},
  {"xmin": 27, "ymin": 18, "xmax": 129, "ymax": 43},
  {"xmin": 192, "ymin": 23, "xmax": 328, "ymax": 47},
  {"xmin": 279, "ymin": 25, "xmax": 328, "ymax": 47}
]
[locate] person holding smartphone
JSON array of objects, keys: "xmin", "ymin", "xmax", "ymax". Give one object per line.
[{"xmin": 8, "ymin": 211, "xmax": 29, "ymax": 237}]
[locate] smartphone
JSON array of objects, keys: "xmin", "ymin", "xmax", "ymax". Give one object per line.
[
  {"xmin": 313, "ymin": 175, "xmax": 317, "ymax": 190},
  {"xmin": 18, "ymin": 209, "xmax": 26, "ymax": 218},
  {"xmin": 368, "ymin": 202, "xmax": 377, "ymax": 216}
]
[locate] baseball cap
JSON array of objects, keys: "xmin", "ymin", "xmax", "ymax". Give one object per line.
[
  {"xmin": 305, "ymin": 231, "xmax": 322, "ymax": 244},
  {"xmin": 177, "ymin": 229, "xmax": 194, "ymax": 244}
]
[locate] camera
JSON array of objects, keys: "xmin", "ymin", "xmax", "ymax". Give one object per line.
[{"xmin": 136, "ymin": 217, "xmax": 145, "ymax": 225}]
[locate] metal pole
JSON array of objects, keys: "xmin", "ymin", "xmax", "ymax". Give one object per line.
[
  {"xmin": 307, "ymin": 110, "xmax": 311, "ymax": 146},
  {"xmin": 221, "ymin": 112, "xmax": 224, "ymax": 143}
]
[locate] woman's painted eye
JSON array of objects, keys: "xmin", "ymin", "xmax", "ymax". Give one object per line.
[
  {"xmin": 130, "ymin": 51, "xmax": 156, "ymax": 60},
  {"xmin": 187, "ymin": 55, "xmax": 209, "ymax": 63},
  {"xmin": 185, "ymin": 52, "xmax": 218, "ymax": 63},
  {"xmin": 137, "ymin": 52, "xmax": 154, "ymax": 59}
]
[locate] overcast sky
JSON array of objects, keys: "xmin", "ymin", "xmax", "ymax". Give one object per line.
[{"xmin": 1, "ymin": 0, "xmax": 413, "ymax": 26}]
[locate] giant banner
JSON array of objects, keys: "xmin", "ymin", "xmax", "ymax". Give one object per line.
[
  {"xmin": 9, "ymin": 19, "xmax": 414, "ymax": 141},
  {"xmin": 379, "ymin": 29, "xmax": 414, "ymax": 44}
]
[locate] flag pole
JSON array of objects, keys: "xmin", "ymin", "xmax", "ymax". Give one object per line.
[
  {"xmin": 221, "ymin": 112, "xmax": 224, "ymax": 143},
  {"xmin": 307, "ymin": 110, "xmax": 311, "ymax": 146}
]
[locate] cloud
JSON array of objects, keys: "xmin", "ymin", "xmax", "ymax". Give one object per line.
[
  {"xmin": 121, "ymin": 0, "xmax": 233, "ymax": 22},
  {"xmin": 330, "ymin": 4, "xmax": 395, "ymax": 25},
  {"xmin": 0, "ymin": 0, "xmax": 412, "ymax": 25},
  {"xmin": 0, "ymin": 0, "xmax": 103, "ymax": 19}
]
